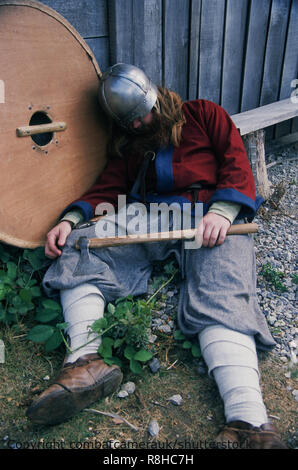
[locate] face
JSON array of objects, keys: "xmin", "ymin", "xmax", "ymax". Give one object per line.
[
  {"xmin": 131, "ymin": 111, "xmax": 153, "ymax": 129},
  {"xmin": 125, "ymin": 106, "xmax": 171, "ymax": 153}
]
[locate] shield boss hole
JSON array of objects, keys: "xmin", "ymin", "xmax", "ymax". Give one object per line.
[{"xmin": 29, "ymin": 111, "xmax": 53, "ymax": 146}]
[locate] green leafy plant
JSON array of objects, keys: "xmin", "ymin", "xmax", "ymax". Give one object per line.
[
  {"xmin": 0, "ymin": 243, "xmax": 64, "ymax": 351},
  {"xmin": 260, "ymin": 262, "xmax": 288, "ymax": 292},
  {"xmin": 0, "ymin": 243, "xmax": 184, "ymax": 372},
  {"xmin": 87, "ymin": 261, "xmax": 179, "ymax": 375},
  {"xmin": 173, "ymin": 329, "xmax": 201, "ymax": 359},
  {"xmin": 89, "ymin": 297, "xmax": 154, "ymax": 374}
]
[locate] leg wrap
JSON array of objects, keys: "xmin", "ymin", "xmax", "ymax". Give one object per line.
[
  {"xmin": 60, "ymin": 283, "xmax": 105, "ymax": 363},
  {"xmin": 198, "ymin": 325, "xmax": 268, "ymax": 427}
]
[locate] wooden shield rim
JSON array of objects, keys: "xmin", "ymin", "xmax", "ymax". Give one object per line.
[{"xmin": 0, "ymin": 0, "xmax": 102, "ymax": 249}]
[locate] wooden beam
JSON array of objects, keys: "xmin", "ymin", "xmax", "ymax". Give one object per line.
[
  {"xmin": 232, "ymin": 98, "xmax": 298, "ymax": 136},
  {"xmin": 243, "ymin": 130, "xmax": 272, "ymax": 200}
]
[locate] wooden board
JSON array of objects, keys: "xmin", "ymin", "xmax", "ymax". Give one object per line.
[
  {"xmin": 241, "ymin": 0, "xmax": 271, "ymax": 112},
  {"xmin": 188, "ymin": 0, "xmax": 202, "ymax": 100},
  {"xmin": 163, "ymin": 0, "xmax": 190, "ymax": 99},
  {"xmin": 231, "ymin": 98, "xmax": 298, "ymax": 136},
  {"xmin": 198, "ymin": 0, "xmax": 225, "ymax": 104},
  {"xmin": 221, "ymin": 0, "xmax": 248, "ymax": 115},
  {"xmin": 276, "ymin": 0, "xmax": 298, "ymax": 138},
  {"xmin": 259, "ymin": 0, "xmax": 291, "ymax": 139},
  {"xmin": 0, "ymin": 0, "xmax": 108, "ymax": 248},
  {"xmin": 40, "ymin": 0, "xmax": 108, "ymax": 37},
  {"xmin": 108, "ymin": 0, "xmax": 163, "ymax": 86}
]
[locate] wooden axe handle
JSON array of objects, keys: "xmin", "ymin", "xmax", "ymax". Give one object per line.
[{"xmin": 75, "ymin": 223, "xmax": 258, "ymax": 250}]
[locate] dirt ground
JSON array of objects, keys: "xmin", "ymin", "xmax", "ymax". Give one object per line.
[{"xmin": 0, "ymin": 322, "xmax": 296, "ymax": 451}]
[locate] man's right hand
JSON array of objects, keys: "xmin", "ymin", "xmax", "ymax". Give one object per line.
[{"xmin": 45, "ymin": 221, "xmax": 72, "ymax": 259}]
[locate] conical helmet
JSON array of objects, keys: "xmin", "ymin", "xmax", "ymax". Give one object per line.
[{"xmin": 98, "ymin": 63, "xmax": 158, "ymax": 129}]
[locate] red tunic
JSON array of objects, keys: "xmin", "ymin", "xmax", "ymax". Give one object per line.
[{"xmin": 61, "ymin": 100, "xmax": 263, "ymax": 221}]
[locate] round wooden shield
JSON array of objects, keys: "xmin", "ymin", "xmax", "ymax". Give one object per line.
[{"xmin": 0, "ymin": 0, "xmax": 107, "ymax": 248}]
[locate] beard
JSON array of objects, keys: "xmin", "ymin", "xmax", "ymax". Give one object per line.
[{"xmin": 125, "ymin": 112, "xmax": 172, "ymax": 155}]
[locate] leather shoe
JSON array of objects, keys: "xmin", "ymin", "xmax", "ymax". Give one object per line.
[
  {"xmin": 215, "ymin": 420, "xmax": 288, "ymax": 449},
  {"xmin": 26, "ymin": 353, "xmax": 123, "ymax": 425}
]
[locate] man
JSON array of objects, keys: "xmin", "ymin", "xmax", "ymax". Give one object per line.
[{"xmin": 27, "ymin": 64, "xmax": 286, "ymax": 448}]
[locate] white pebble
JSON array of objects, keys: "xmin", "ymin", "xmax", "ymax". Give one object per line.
[
  {"xmin": 117, "ymin": 390, "xmax": 129, "ymax": 399},
  {"xmin": 121, "ymin": 382, "xmax": 136, "ymax": 394},
  {"xmin": 148, "ymin": 419, "xmax": 160, "ymax": 437},
  {"xmin": 168, "ymin": 394, "xmax": 183, "ymax": 405}
]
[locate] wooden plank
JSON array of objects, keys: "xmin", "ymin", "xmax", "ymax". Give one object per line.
[
  {"xmin": 276, "ymin": 0, "xmax": 298, "ymax": 138},
  {"xmin": 268, "ymin": 131, "xmax": 298, "ymax": 147},
  {"xmin": 243, "ymin": 131, "xmax": 271, "ymax": 200},
  {"xmin": 292, "ymin": 117, "xmax": 298, "ymax": 133},
  {"xmin": 132, "ymin": 0, "xmax": 162, "ymax": 85},
  {"xmin": 231, "ymin": 98, "xmax": 298, "ymax": 135},
  {"xmin": 260, "ymin": 0, "xmax": 291, "ymax": 139},
  {"xmin": 163, "ymin": 0, "xmax": 190, "ymax": 98},
  {"xmin": 241, "ymin": 0, "xmax": 271, "ymax": 111},
  {"xmin": 188, "ymin": 0, "xmax": 202, "ymax": 100},
  {"xmin": 40, "ymin": 0, "xmax": 108, "ymax": 37},
  {"xmin": 260, "ymin": 0, "xmax": 291, "ymax": 106},
  {"xmin": 108, "ymin": 0, "xmax": 133, "ymax": 64},
  {"xmin": 198, "ymin": 0, "xmax": 225, "ymax": 104},
  {"xmin": 221, "ymin": 0, "xmax": 249, "ymax": 115},
  {"xmin": 85, "ymin": 37, "xmax": 109, "ymax": 73},
  {"xmin": 279, "ymin": 1, "xmax": 298, "ymax": 101}
]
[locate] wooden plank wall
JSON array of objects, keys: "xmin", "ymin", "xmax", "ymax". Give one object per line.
[
  {"xmin": 109, "ymin": 0, "xmax": 298, "ymax": 140},
  {"xmin": 39, "ymin": 0, "xmax": 298, "ymax": 140},
  {"xmin": 39, "ymin": 0, "xmax": 110, "ymax": 72}
]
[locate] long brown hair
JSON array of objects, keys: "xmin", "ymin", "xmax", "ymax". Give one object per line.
[{"xmin": 106, "ymin": 85, "xmax": 186, "ymax": 158}]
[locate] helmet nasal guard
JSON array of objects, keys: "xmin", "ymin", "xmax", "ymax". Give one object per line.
[{"xmin": 98, "ymin": 63, "xmax": 158, "ymax": 129}]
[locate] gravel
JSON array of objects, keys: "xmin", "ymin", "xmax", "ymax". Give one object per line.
[
  {"xmin": 145, "ymin": 142, "xmax": 297, "ymax": 369},
  {"xmin": 254, "ymin": 143, "xmax": 297, "ymax": 365}
]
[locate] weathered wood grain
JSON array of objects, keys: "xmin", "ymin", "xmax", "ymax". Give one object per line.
[
  {"xmin": 260, "ymin": 0, "xmax": 292, "ymax": 139},
  {"xmin": 108, "ymin": 0, "xmax": 133, "ymax": 64},
  {"xmin": 276, "ymin": 0, "xmax": 298, "ymax": 137},
  {"xmin": 221, "ymin": 0, "xmax": 249, "ymax": 115},
  {"xmin": 85, "ymin": 37, "xmax": 109, "ymax": 72},
  {"xmin": 232, "ymin": 98, "xmax": 298, "ymax": 135},
  {"xmin": 40, "ymin": 0, "xmax": 108, "ymax": 37},
  {"xmin": 241, "ymin": 0, "xmax": 271, "ymax": 112},
  {"xmin": 188, "ymin": 0, "xmax": 201, "ymax": 100},
  {"xmin": 132, "ymin": 0, "xmax": 163, "ymax": 85},
  {"xmin": 198, "ymin": 0, "xmax": 225, "ymax": 104},
  {"xmin": 38, "ymin": 0, "xmax": 298, "ymax": 140},
  {"xmin": 163, "ymin": 0, "xmax": 190, "ymax": 98}
]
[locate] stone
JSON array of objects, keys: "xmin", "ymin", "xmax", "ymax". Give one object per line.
[
  {"xmin": 148, "ymin": 357, "xmax": 161, "ymax": 374},
  {"xmin": 148, "ymin": 419, "xmax": 160, "ymax": 437},
  {"xmin": 121, "ymin": 382, "xmax": 136, "ymax": 394},
  {"xmin": 117, "ymin": 390, "xmax": 129, "ymax": 399},
  {"xmin": 168, "ymin": 394, "xmax": 183, "ymax": 406}
]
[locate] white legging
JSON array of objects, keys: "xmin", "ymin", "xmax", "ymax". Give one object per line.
[
  {"xmin": 60, "ymin": 283, "xmax": 105, "ymax": 363},
  {"xmin": 60, "ymin": 284, "xmax": 268, "ymax": 426},
  {"xmin": 198, "ymin": 324, "xmax": 268, "ymax": 427}
]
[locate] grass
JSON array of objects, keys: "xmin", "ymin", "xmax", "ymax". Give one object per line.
[{"xmin": 0, "ymin": 321, "xmax": 297, "ymax": 450}]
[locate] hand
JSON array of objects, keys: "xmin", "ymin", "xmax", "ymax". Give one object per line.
[
  {"xmin": 45, "ymin": 221, "xmax": 72, "ymax": 259},
  {"xmin": 196, "ymin": 212, "xmax": 231, "ymax": 248}
]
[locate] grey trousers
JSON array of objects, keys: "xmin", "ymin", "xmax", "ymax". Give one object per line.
[{"xmin": 42, "ymin": 207, "xmax": 275, "ymax": 351}]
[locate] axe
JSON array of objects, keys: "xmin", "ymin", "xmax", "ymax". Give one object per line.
[{"xmin": 75, "ymin": 222, "xmax": 258, "ymax": 250}]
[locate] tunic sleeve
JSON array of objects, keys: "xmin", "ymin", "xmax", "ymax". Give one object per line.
[{"xmin": 201, "ymin": 100, "xmax": 264, "ymax": 220}]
